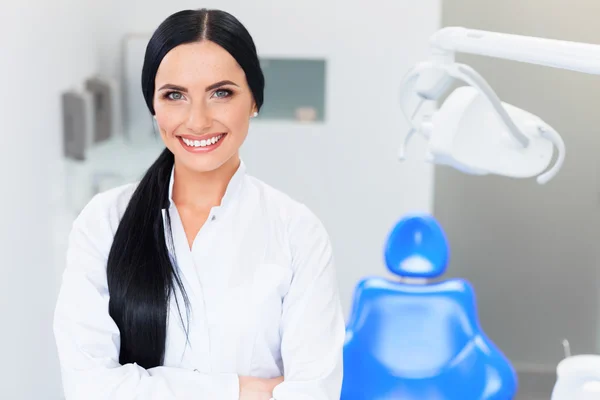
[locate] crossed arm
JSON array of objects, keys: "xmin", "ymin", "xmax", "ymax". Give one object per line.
[{"xmin": 53, "ymin": 198, "xmax": 344, "ymax": 400}]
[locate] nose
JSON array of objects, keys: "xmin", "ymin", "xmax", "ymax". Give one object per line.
[{"xmin": 185, "ymin": 102, "xmax": 212, "ymax": 133}]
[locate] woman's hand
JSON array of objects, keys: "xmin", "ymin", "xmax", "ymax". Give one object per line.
[{"xmin": 238, "ymin": 376, "xmax": 284, "ymax": 400}]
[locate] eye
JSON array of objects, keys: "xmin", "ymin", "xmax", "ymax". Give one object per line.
[
  {"xmin": 213, "ymin": 89, "xmax": 233, "ymax": 99},
  {"xmin": 164, "ymin": 91, "xmax": 184, "ymax": 101}
]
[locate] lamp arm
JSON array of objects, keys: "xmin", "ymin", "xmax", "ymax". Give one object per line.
[
  {"xmin": 431, "ymin": 27, "xmax": 600, "ymax": 75},
  {"xmin": 449, "ymin": 63, "xmax": 529, "ymax": 147}
]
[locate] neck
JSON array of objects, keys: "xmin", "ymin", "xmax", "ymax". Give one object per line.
[{"xmin": 172, "ymin": 155, "xmax": 241, "ymax": 209}]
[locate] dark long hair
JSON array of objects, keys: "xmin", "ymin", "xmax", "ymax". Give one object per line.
[{"xmin": 106, "ymin": 8, "xmax": 265, "ymax": 369}]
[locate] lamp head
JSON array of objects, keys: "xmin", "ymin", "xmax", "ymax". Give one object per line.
[
  {"xmin": 398, "ymin": 62, "xmax": 565, "ymax": 184},
  {"xmin": 427, "ymin": 86, "xmax": 561, "ymax": 182}
]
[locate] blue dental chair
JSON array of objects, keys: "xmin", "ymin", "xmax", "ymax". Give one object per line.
[{"xmin": 341, "ymin": 214, "xmax": 517, "ymax": 400}]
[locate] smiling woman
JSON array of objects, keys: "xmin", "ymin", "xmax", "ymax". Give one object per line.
[
  {"xmin": 153, "ymin": 42, "xmax": 256, "ymax": 171},
  {"xmin": 53, "ymin": 7, "xmax": 345, "ymax": 400}
]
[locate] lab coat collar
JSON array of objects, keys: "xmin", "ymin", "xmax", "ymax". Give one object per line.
[{"xmin": 164, "ymin": 159, "xmax": 247, "ymax": 216}]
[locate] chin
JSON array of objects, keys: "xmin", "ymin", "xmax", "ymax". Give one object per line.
[
  {"xmin": 175, "ymin": 150, "xmax": 238, "ymax": 174},
  {"xmin": 179, "ymin": 156, "xmax": 225, "ymax": 173}
]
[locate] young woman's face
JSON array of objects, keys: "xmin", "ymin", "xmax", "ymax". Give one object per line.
[{"xmin": 153, "ymin": 40, "xmax": 256, "ymax": 173}]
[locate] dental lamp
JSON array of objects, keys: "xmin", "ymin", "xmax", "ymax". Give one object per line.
[
  {"xmin": 399, "ymin": 27, "xmax": 600, "ymax": 184},
  {"xmin": 399, "ymin": 27, "xmax": 600, "ymax": 398}
]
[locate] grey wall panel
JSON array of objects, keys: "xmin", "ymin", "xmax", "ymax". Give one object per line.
[{"xmin": 437, "ymin": 0, "xmax": 600, "ymax": 369}]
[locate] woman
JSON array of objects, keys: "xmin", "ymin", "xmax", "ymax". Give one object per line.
[{"xmin": 53, "ymin": 8, "xmax": 345, "ymax": 400}]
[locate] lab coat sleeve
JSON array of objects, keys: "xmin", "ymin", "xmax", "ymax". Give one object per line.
[
  {"xmin": 53, "ymin": 193, "xmax": 240, "ymax": 400},
  {"xmin": 271, "ymin": 205, "xmax": 345, "ymax": 400}
]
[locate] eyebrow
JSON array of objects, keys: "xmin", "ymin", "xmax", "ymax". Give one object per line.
[{"xmin": 157, "ymin": 80, "xmax": 239, "ymax": 92}]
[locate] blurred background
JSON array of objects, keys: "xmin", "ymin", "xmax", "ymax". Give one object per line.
[{"xmin": 1, "ymin": 0, "xmax": 600, "ymax": 398}]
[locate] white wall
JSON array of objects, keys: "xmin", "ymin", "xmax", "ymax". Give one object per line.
[
  {"xmin": 0, "ymin": 1, "xmax": 439, "ymax": 397},
  {"xmin": 0, "ymin": 1, "xmax": 98, "ymax": 399},
  {"xmin": 94, "ymin": 0, "xmax": 440, "ymax": 314}
]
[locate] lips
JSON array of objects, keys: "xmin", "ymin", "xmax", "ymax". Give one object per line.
[
  {"xmin": 180, "ymin": 134, "xmax": 224, "ymax": 148},
  {"xmin": 176, "ymin": 133, "xmax": 227, "ymax": 153}
]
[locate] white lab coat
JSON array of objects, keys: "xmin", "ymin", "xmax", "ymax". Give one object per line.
[{"xmin": 53, "ymin": 161, "xmax": 345, "ymax": 400}]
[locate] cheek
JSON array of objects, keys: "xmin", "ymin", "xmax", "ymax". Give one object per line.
[
  {"xmin": 229, "ymin": 111, "xmax": 251, "ymax": 135},
  {"xmin": 217, "ymin": 103, "xmax": 251, "ymax": 135},
  {"xmin": 154, "ymin": 106, "xmax": 183, "ymax": 136}
]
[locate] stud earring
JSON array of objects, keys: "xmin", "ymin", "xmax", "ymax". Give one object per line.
[{"xmin": 252, "ymin": 112, "xmax": 258, "ymax": 118}]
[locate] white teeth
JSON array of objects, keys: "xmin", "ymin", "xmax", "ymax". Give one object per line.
[{"xmin": 182, "ymin": 135, "xmax": 223, "ymax": 148}]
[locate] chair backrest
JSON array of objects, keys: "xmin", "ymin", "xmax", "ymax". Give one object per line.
[{"xmin": 341, "ymin": 214, "xmax": 517, "ymax": 400}]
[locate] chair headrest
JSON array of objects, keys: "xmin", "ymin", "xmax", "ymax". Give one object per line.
[{"xmin": 384, "ymin": 214, "xmax": 449, "ymax": 279}]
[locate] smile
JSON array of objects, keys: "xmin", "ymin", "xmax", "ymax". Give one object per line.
[
  {"xmin": 177, "ymin": 133, "xmax": 227, "ymax": 153},
  {"xmin": 181, "ymin": 134, "xmax": 224, "ymax": 147}
]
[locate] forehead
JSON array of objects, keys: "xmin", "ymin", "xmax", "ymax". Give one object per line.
[{"xmin": 155, "ymin": 41, "xmax": 245, "ymax": 87}]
